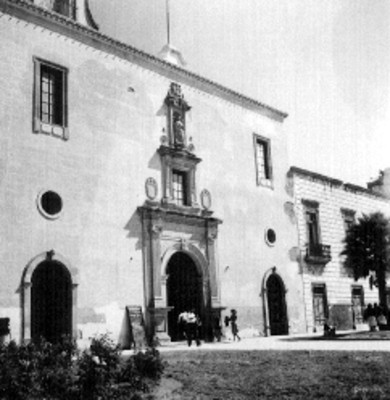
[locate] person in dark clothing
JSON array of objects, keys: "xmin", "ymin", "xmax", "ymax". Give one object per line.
[
  {"xmin": 213, "ymin": 316, "xmax": 222, "ymax": 342},
  {"xmin": 178, "ymin": 311, "xmax": 188, "ymax": 340},
  {"xmin": 225, "ymin": 309, "xmax": 241, "ymax": 341},
  {"xmin": 179, "ymin": 309, "xmax": 201, "ymax": 347},
  {"xmin": 363, "ymin": 303, "xmax": 377, "ymax": 332}
]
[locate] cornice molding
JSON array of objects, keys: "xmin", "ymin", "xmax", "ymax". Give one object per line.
[
  {"xmin": 289, "ymin": 166, "xmax": 389, "ymax": 200},
  {"xmin": 0, "ymin": 0, "xmax": 288, "ymax": 122},
  {"xmin": 137, "ymin": 203, "xmax": 222, "ymax": 227},
  {"xmin": 288, "ymin": 166, "xmax": 343, "ymax": 187}
]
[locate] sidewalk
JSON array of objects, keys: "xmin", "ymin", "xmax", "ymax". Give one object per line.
[{"xmin": 158, "ymin": 329, "xmax": 390, "ymax": 352}]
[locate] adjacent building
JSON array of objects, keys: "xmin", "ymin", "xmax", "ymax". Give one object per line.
[{"xmin": 288, "ymin": 167, "xmax": 390, "ymax": 333}]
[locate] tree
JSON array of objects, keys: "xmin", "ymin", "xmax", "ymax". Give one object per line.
[{"xmin": 342, "ymin": 212, "xmax": 390, "ymax": 309}]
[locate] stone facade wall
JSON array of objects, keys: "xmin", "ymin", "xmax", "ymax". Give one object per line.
[
  {"xmin": 0, "ymin": 3, "xmax": 305, "ymax": 344},
  {"xmin": 290, "ymin": 169, "xmax": 390, "ymax": 332}
]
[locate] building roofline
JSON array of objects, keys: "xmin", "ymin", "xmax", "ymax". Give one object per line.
[
  {"xmin": 288, "ymin": 166, "xmax": 343, "ymax": 186},
  {"xmin": 288, "ymin": 166, "xmax": 388, "ymax": 199},
  {"xmin": 0, "ymin": 0, "xmax": 288, "ymax": 122}
]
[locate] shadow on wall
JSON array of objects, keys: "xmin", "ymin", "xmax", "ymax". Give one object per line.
[
  {"xmin": 124, "ymin": 211, "xmax": 142, "ymax": 250},
  {"xmin": 148, "ymin": 151, "xmax": 161, "ymax": 171},
  {"xmin": 303, "ymin": 263, "xmax": 326, "ymax": 276}
]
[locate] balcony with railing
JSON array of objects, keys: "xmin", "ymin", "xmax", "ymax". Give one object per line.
[{"xmin": 305, "ymin": 243, "xmax": 332, "ymax": 265}]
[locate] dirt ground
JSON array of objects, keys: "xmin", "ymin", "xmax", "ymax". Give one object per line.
[{"xmin": 150, "ymin": 350, "xmax": 390, "ymax": 399}]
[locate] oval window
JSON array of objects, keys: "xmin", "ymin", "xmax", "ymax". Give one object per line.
[
  {"xmin": 37, "ymin": 190, "xmax": 63, "ymax": 219},
  {"xmin": 265, "ymin": 228, "xmax": 276, "ymax": 246}
]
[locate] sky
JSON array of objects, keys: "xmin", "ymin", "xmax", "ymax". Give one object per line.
[{"xmin": 90, "ymin": 0, "xmax": 390, "ymax": 186}]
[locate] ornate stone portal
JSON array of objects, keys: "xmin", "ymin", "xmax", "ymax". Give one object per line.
[{"xmin": 138, "ymin": 82, "xmax": 222, "ymax": 343}]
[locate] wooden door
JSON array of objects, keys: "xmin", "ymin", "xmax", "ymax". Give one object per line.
[
  {"xmin": 267, "ymin": 274, "xmax": 288, "ymax": 335},
  {"xmin": 312, "ymin": 284, "xmax": 328, "ymax": 327},
  {"xmin": 351, "ymin": 286, "xmax": 364, "ymax": 326},
  {"xmin": 31, "ymin": 261, "xmax": 72, "ymax": 343},
  {"xmin": 167, "ymin": 252, "xmax": 203, "ymax": 341}
]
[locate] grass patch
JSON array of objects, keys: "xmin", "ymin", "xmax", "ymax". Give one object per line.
[{"xmin": 161, "ymin": 350, "xmax": 390, "ymax": 399}]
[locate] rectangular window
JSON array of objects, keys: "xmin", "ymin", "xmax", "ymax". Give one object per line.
[
  {"xmin": 312, "ymin": 284, "xmax": 328, "ymax": 326},
  {"xmin": 341, "ymin": 209, "xmax": 355, "ymax": 233},
  {"xmin": 304, "ymin": 202, "xmax": 320, "ymax": 247},
  {"xmin": 253, "ymin": 134, "xmax": 272, "ymax": 187},
  {"xmin": 172, "ymin": 170, "xmax": 188, "ymax": 206},
  {"xmin": 351, "ymin": 286, "xmax": 364, "ymax": 325},
  {"xmin": 33, "ymin": 58, "xmax": 68, "ymax": 139},
  {"xmin": 52, "ymin": 0, "xmax": 75, "ymax": 18},
  {"xmin": 40, "ymin": 65, "xmax": 64, "ymax": 125}
]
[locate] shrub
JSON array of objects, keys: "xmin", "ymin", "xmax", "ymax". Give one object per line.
[
  {"xmin": 0, "ymin": 336, "xmax": 80, "ymax": 400},
  {"xmin": 132, "ymin": 347, "xmax": 164, "ymax": 380},
  {"xmin": 0, "ymin": 335, "xmax": 164, "ymax": 400}
]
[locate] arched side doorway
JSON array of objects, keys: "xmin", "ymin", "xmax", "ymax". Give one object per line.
[
  {"xmin": 166, "ymin": 252, "xmax": 203, "ymax": 341},
  {"xmin": 31, "ymin": 260, "xmax": 72, "ymax": 342},
  {"xmin": 262, "ymin": 269, "xmax": 289, "ymax": 336},
  {"xmin": 22, "ymin": 251, "xmax": 78, "ymax": 342}
]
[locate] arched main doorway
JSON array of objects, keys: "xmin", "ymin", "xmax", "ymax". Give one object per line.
[
  {"xmin": 31, "ymin": 260, "xmax": 72, "ymax": 343},
  {"xmin": 166, "ymin": 252, "xmax": 203, "ymax": 341},
  {"xmin": 266, "ymin": 273, "xmax": 288, "ymax": 335}
]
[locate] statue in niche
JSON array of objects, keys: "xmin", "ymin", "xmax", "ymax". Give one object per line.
[
  {"xmin": 164, "ymin": 83, "xmax": 191, "ymax": 149},
  {"xmin": 173, "ymin": 112, "xmax": 185, "ymax": 148}
]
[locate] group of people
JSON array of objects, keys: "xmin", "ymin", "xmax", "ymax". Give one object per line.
[
  {"xmin": 363, "ymin": 303, "xmax": 388, "ymax": 331},
  {"xmin": 178, "ymin": 308, "xmax": 241, "ymax": 346}
]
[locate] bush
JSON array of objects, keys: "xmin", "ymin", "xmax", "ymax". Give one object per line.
[{"xmin": 0, "ymin": 335, "xmax": 164, "ymax": 400}]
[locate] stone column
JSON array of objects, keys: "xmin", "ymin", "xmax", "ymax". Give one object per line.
[
  {"xmin": 72, "ymin": 283, "xmax": 78, "ymax": 339},
  {"xmin": 150, "ymin": 222, "xmax": 163, "ymax": 298},
  {"xmin": 22, "ymin": 282, "xmax": 32, "ymax": 342},
  {"xmin": 206, "ymin": 223, "xmax": 219, "ymax": 299}
]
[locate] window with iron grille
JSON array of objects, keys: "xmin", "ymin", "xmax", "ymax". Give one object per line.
[
  {"xmin": 304, "ymin": 205, "xmax": 320, "ymax": 247},
  {"xmin": 33, "ymin": 58, "xmax": 68, "ymax": 139},
  {"xmin": 172, "ymin": 170, "xmax": 188, "ymax": 206},
  {"xmin": 40, "ymin": 65, "xmax": 64, "ymax": 125},
  {"xmin": 253, "ymin": 134, "xmax": 272, "ymax": 187}
]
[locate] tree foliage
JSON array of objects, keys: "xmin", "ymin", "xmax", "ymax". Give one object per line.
[{"xmin": 341, "ymin": 212, "xmax": 390, "ymax": 305}]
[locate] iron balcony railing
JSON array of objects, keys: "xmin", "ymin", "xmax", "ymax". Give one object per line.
[{"xmin": 305, "ymin": 243, "xmax": 332, "ymax": 265}]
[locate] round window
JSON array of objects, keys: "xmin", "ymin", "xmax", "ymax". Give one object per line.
[
  {"xmin": 265, "ymin": 228, "xmax": 276, "ymax": 246},
  {"xmin": 37, "ymin": 190, "xmax": 63, "ymax": 219}
]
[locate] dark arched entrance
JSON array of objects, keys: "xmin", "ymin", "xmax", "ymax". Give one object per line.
[
  {"xmin": 267, "ymin": 274, "xmax": 288, "ymax": 335},
  {"xmin": 167, "ymin": 252, "xmax": 203, "ymax": 341},
  {"xmin": 31, "ymin": 260, "xmax": 72, "ymax": 342}
]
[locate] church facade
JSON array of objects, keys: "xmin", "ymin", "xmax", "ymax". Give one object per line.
[{"xmin": 0, "ymin": 0, "xmax": 306, "ymax": 345}]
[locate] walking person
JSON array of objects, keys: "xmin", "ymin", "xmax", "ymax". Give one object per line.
[
  {"xmin": 178, "ymin": 310, "xmax": 189, "ymax": 340},
  {"xmin": 225, "ymin": 309, "xmax": 241, "ymax": 341},
  {"xmin": 363, "ymin": 303, "xmax": 377, "ymax": 332},
  {"xmin": 180, "ymin": 309, "xmax": 201, "ymax": 347},
  {"xmin": 376, "ymin": 304, "xmax": 388, "ymax": 331}
]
